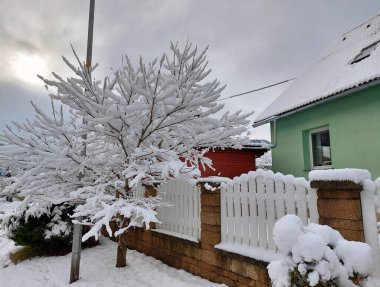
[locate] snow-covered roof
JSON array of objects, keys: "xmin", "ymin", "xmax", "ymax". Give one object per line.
[
  {"xmin": 243, "ymin": 139, "xmax": 271, "ymax": 150},
  {"xmin": 255, "ymin": 14, "xmax": 380, "ymax": 124}
]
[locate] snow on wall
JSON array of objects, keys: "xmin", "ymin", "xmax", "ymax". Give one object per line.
[
  {"xmin": 203, "ymin": 168, "xmax": 375, "ymax": 187},
  {"xmin": 309, "ymin": 168, "xmax": 371, "ymax": 184}
]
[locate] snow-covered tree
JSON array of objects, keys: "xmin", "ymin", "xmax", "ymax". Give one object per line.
[
  {"xmin": 256, "ymin": 150, "xmax": 272, "ymax": 170},
  {"xmin": 0, "ymin": 42, "xmax": 252, "ymax": 267}
]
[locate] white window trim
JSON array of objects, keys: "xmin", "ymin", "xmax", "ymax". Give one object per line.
[{"xmin": 309, "ymin": 127, "xmax": 332, "ymax": 170}]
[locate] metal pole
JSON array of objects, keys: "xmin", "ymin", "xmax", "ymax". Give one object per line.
[
  {"xmin": 86, "ymin": 0, "xmax": 95, "ymax": 72},
  {"xmin": 69, "ymin": 217, "xmax": 83, "ymax": 283},
  {"xmin": 69, "ymin": 0, "xmax": 95, "ymax": 284}
]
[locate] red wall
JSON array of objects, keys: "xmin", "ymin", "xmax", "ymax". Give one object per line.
[{"xmin": 201, "ymin": 148, "xmax": 264, "ymax": 179}]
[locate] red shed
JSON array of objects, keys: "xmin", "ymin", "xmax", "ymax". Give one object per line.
[{"xmin": 200, "ymin": 140, "xmax": 270, "ymax": 179}]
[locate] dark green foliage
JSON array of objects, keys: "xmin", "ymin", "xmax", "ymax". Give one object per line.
[
  {"xmin": 290, "ymin": 269, "xmax": 338, "ymax": 287},
  {"xmin": 11, "ymin": 208, "xmax": 73, "ymax": 256},
  {"xmin": 10, "ymin": 204, "xmax": 99, "ymax": 262}
]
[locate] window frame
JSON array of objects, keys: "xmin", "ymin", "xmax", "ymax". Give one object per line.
[{"xmin": 309, "ymin": 127, "xmax": 332, "ymax": 170}]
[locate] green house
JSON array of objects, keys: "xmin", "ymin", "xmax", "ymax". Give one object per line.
[{"xmin": 253, "ymin": 15, "xmax": 380, "ymax": 179}]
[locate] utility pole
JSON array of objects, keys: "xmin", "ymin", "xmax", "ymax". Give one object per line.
[{"xmin": 69, "ymin": 0, "xmax": 95, "ymax": 284}]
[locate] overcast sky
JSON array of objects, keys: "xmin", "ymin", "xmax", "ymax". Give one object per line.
[{"xmin": 1, "ymin": 0, "xmax": 380, "ymax": 140}]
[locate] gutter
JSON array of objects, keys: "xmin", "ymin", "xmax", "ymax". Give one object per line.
[
  {"xmin": 241, "ymin": 145, "xmax": 271, "ymax": 151},
  {"xmin": 252, "ymin": 78, "xmax": 380, "ymax": 147}
]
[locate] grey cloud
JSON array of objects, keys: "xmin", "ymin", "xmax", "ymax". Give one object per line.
[
  {"xmin": 0, "ymin": 81, "xmax": 51, "ymax": 131},
  {"xmin": 1, "ymin": 0, "xmax": 380, "ymax": 140}
]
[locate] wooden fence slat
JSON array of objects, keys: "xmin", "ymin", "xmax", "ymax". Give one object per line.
[
  {"xmin": 308, "ymin": 187, "xmax": 319, "ymax": 223},
  {"xmin": 233, "ymin": 181, "xmax": 243, "ymax": 245},
  {"xmin": 157, "ymin": 184, "xmax": 164, "ymax": 230},
  {"xmin": 184, "ymin": 182, "xmax": 190, "ymax": 237},
  {"xmin": 256, "ymin": 176, "xmax": 267, "ymax": 249},
  {"xmin": 274, "ymin": 179, "xmax": 286, "ymax": 220},
  {"xmin": 240, "ymin": 181, "xmax": 250, "ymax": 246},
  {"xmin": 178, "ymin": 181, "xmax": 184, "ymax": 234},
  {"xmin": 296, "ymin": 185, "xmax": 308, "ymax": 225},
  {"xmin": 248, "ymin": 177, "xmax": 258, "ymax": 247},
  {"xmin": 194, "ymin": 184, "xmax": 201, "ymax": 240},
  {"xmin": 221, "ymin": 186, "xmax": 228, "ymax": 243},
  {"xmin": 190, "ymin": 184, "xmax": 195, "ymax": 238},
  {"xmin": 226, "ymin": 184, "xmax": 234, "ymax": 244},
  {"xmin": 190, "ymin": 184, "xmax": 195, "ymax": 237},
  {"xmin": 266, "ymin": 178, "xmax": 276, "ymax": 250},
  {"xmin": 176, "ymin": 181, "xmax": 181, "ymax": 233},
  {"xmin": 167, "ymin": 182, "xmax": 172, "ymax": 231},
  {"xmin": 285, "ymin": 182, "xmax": 296, "ymax": 215}
]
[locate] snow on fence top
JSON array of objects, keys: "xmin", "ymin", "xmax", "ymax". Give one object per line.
[
  {"xmin": 230, "ymin": 169, "xmax": 309, "ymax": 188},
  {"xmin": 309, "ymin": 168, "xmax": 371, "ymax": 184},
  {"xmin": 198, "ymin": 176, "xmax": 232, "ymax": 184}
]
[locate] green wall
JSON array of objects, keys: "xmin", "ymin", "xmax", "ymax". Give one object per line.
[{"xmin": 271, "ymin": 84, "xmax": 380, "ymax": 180}]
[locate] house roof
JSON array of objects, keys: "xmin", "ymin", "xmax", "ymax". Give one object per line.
[
  {"xmin": 254, "ymin": 13, "xmax": 380, "ymax": 125},
  {"xmin": 243, "ymin": 139, "xmax": 271, "ymax": 150}
]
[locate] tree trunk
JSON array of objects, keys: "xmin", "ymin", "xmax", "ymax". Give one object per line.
[
  {"xmin": 116, "ymin": 232, "xmax": 127, "ymax": 267},
  {"xmin": 115, "ymin": 184, "xmax": 130, "ymax": 268}
]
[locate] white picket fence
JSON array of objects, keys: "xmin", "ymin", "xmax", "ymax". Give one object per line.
[
  {"xmin": 155, "ymin": 180, "xmax": 201, "ymax": 242},
  {"xmin": 220, "ymin": 170, "xmax": 319, "ymax": 252}
]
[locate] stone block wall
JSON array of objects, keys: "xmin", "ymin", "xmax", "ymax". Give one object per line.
[
  {"xmin": 310, "ymin": 180, "xmax": 365, "ymax": 242},
  {"xmin": 126, "ymin": 183, "xmax": 270, "ymax": 287}
]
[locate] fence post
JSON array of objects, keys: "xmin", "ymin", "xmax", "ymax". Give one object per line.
[
  {"xmin": 199, "ymin": 182, "xmax": 222, "ymax": 253},
  {"xmin": 310, "ymin": 180, "xmax": 365, "ymax": 242},
  {"xmin": 310, "ymin": 179, "xmax": 380, "ymax": 276},
  {"xmin": 70, "ymin": 216, "xmax": 83, "ymax": 284}
]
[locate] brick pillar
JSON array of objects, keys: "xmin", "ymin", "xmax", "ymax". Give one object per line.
[
  {"xmin": 310, "ymin": 180, "xmax": 365, "ymax": 242},
  {"xmin": 198, "ymin": 182, "xmax": 224, "ymax": 279},
  {"xmin": 200, "ymin": 182, "xmax": 222, "ymax": 251}
]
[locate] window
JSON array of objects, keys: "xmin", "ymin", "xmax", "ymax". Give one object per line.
[
  {"xmin": 310, "ymin": 128, "xmax": 332, "ymax": 168},
  {"xmin": 350, "ymin": 41, "xmax": 380, "ymax": 64}
]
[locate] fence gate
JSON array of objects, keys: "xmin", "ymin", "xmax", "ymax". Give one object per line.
[
  {"xmin": 155, "ymin": 180, "xmax": 201, "ymax": 241},
  {"xmin": 220, "ymin": 170, "xmax": 319, "ymax": 253}
]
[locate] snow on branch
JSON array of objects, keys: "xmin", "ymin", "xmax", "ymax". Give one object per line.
[{"xmin": 0, "ymin": 42, "xmax": 253, "ymax": 241}]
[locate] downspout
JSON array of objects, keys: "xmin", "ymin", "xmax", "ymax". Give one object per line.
[{"xmin": 270, "ymin": 118, "xmax": 277, "ymax": 148}]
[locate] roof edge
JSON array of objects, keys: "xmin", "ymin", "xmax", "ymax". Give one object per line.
[{"xmin": 253, "ymin": 78, "xmax": 380, "ymax": 128}]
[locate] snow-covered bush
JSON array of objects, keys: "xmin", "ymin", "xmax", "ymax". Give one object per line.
[
  {"xmin": 268, "ymin": 215, "xmax": 374, "ymax": 287},
  {"xmin": 0, "ymin": 42, "xmax": 252, "ymax": 267},
  {"xmin": 0, "ymin": 204, "xmax": 75, "ymax": 259}
]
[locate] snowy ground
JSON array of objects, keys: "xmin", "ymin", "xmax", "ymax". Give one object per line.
[
  {"xmin": 0, "ymin": 237, "xmax": 225, "ymax": 287},
  {"xmin": 0, "ymin": 229, "xmax": 18, "ymax": 268},
  {"xmin": 0, "ymin": 199, "xmax": 21, "ymax": 267},
  {"xmin": 0, "ymin": 198, "xmax": 224, "ymax": 287}
]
